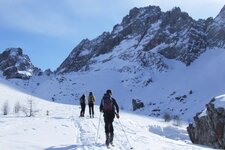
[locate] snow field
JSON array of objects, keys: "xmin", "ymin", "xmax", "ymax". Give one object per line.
[{"xmin": 0, "ymin": 104, "xmax": 213, "ymax": 150}]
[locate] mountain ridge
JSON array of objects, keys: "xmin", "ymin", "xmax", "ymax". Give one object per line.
[{"xmin": 56, "ymin": 5, "xmax": 225, "ymax": 74}]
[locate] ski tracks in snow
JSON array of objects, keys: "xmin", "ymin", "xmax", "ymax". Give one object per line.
[
  {"xmin": 70, "ymin": 105, "xmax": 104, "ymax": 150},
  {"xmin": 70, "ymin": 106, "xmax": 130, "ymax": 150},
  {"xmin": 69, "ymin": 106, "xmax": 210, "ymax": 150}
]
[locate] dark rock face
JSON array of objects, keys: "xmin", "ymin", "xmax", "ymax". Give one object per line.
[
  {"xmin": 187, "ymin": 98, "xmax": 225, "ymax": 149},
  {"xmin": 0, "ymin": 48, "xmax": 37, "ymax": 79},
  {"xmin": 56, "ymin": 32, "xmax": 119, "ymax": 73},
  {"xmin": 57, "ymin": 5, "xmax": 225, "ymax": 73},
  {"xmin": 132, "ymin": 99, "xmax": 144, "ymax": 111},
  {"xmin": 158, "ymin": 8, "xmax": 207, "ymax": 66}
]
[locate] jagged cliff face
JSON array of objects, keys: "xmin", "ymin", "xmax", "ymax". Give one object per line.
[
  {"xmin": 0, "ymin": 48, "xmax": 40, "ymax": 79},
  {"xmin": 57, "ymin": 5, "xmax": 225, "ymax": 74},
  {"xmin": 187, "ymin": 95, "xmax": 225, "ymax": 149},
  {"xmin": 207, "ymin": 5, "xmax": 225, "ymax": 48}
]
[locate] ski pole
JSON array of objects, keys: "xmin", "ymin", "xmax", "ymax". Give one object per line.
[
  {"xmin": 95, "ymin": 112, "xmax": 102, "ymax": 144},
  {"xmin": 117, "ymin": 114, "xmax": 133, "ymax": 149}
]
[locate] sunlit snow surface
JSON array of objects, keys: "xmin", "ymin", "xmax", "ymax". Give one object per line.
[{"xmin": 0, "ymin": 78, "xmax": 213, "ymax": 150}]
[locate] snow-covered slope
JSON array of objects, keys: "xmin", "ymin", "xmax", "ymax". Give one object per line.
[
  {"xmin": 0, "ymin": 76, "xmax": 76, "ymax": 149},
  {"xmin": 0, "ymin": 79, "xmax": 212, "ymax": 149},
  {"xmin": 16, "ymin": 5, "xmax": 221, "ymax": 122},
  {"xmin": 7, "ymin": 47, "xmax": 225, "ymax": 122}
]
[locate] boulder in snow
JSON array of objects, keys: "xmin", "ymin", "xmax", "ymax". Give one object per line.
[
  {"xmin": 132, "ymin": 99, "xmax": 144, "ymax": 111},
  {"xmin": 187, "ymin": 95, "xmax": 225, "ymax": 149}
]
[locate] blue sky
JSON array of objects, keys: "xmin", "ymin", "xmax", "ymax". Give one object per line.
[{"xmin": 0, "ymin": 0, "xmax": 224, "ymax": 70}]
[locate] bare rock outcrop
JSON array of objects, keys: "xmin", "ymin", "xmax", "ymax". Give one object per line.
[{"xmin": 187, "ymin": 96, "xmax": 225, "ymax": 149}]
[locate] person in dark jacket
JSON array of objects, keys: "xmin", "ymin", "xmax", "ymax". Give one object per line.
[
  {"xmin": 88, "ymin": 92, "xmax": 95, "ymax": 118},
  {"xmin": 80, "ymin": 94, "xmax": 86, "ymax": 117},
  {"xmin": 100, "ymin": 89, "xmax": 119, "ymax": 147}
]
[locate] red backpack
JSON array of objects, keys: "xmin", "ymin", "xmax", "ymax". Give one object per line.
[{"xmin": 103, "ymin": 96, "xmax": 114, "ymax": 112}]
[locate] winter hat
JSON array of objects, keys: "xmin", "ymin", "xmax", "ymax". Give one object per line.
[{"xmin": 106, "ymin": 89, "xmax": 112, "ymax": 94}]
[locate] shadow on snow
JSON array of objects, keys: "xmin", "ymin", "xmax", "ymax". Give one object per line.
[{"xmin": 45, "ymin": 143, "xmax": 105, "ymax": 150}]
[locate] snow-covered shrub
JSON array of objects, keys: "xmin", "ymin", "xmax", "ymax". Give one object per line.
[
  {"xmin": 173, "ymin": 115, "xmax": 181, "ymax": 126},
  {"xmin": 21, "ymin": 106, "xmax": 29, "ymax": 117},
  {"xmin": 14, "ymin": 101, "xmax": 21, "ymax": 114},
  {"xmin": 46, "ymin": 110, "xmax": 49, "ymax": 116},
  {"xmin": 163, "ymin": 112, "xmax": 172, "ymax": 122},
  {"xmin": 2, "ymin": 101, "xmax": 9, "ymax": 115},
  {"xmin": 22, "ymin": 100, "xmax": 38, "ymax": 117}
]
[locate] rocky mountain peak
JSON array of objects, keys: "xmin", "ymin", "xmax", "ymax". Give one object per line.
[
  {"xmin": 170, "ymin": 7, "xmax": 181, "ymax": 13},
  {"xmin": 128, "ymin": 5, "xmax": 161, "ymax": 18},
  {"xmin": 57, "ymin": 5, "xmax": 225, "ymax": 74},
  {"xmin": 4, "ymin": 47, "xmax": 23, "ymax": 56},
  {"xmin": 167, "ymin": 7, "xmax": 190, "ymax": 20},
  {"xmin": 0, "ymin": 48, "xmax": 40, "ymax": 79},
  {"xmin": 120, "ymin": 5, "xmax": 162, "ymax": 28},
  {"xmin": 111, "ymin": 5, "xmax": 162, "ymax": 37},
  {"xmin": 161, "ymin": 6, "xmax": 192, "ymax": 30}
]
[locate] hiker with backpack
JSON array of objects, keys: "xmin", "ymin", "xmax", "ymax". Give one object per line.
[
  {"xmin": 80, "ymin": 94, "xmax": 86, "ymax": 117},
  {"xmin": 88, "ymin": 92, "xmax": 95, "ymax": 118},
  {"xmin": 100, "ymin": 89, "xmax": 119, "ymax": 147}
]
